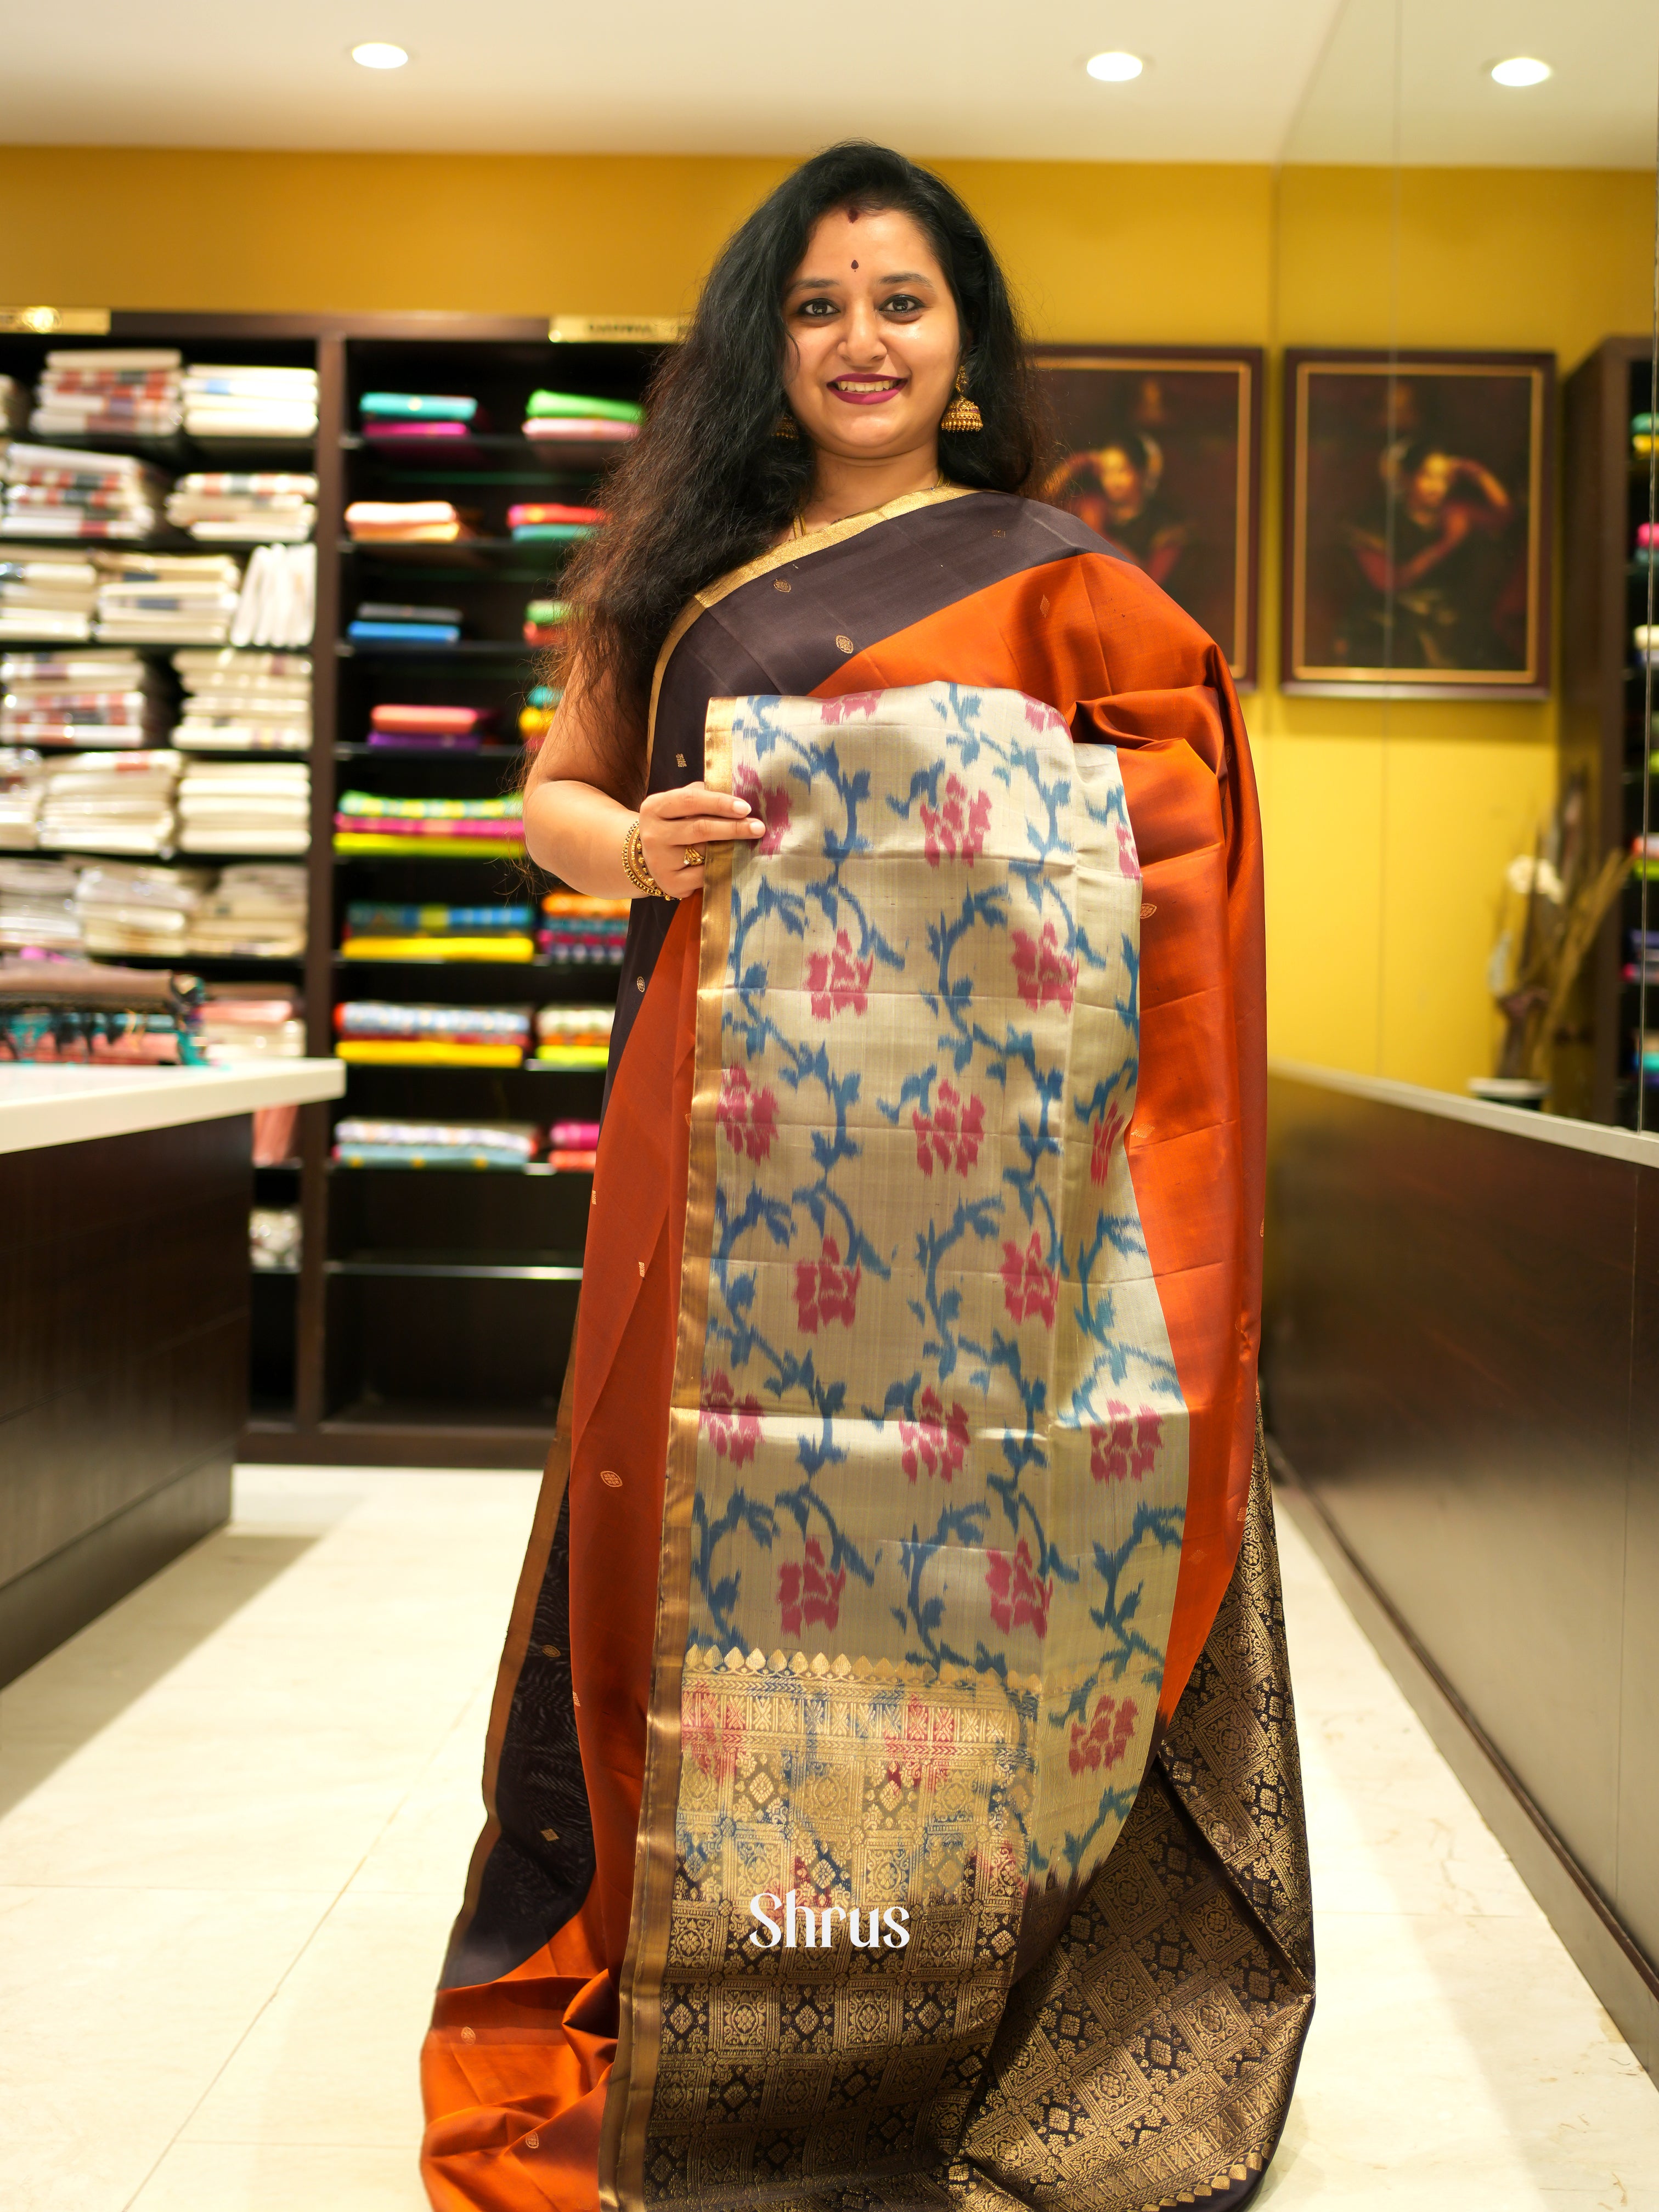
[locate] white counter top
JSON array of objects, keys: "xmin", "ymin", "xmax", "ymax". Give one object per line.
[
  {"xmin": 0, "ymin": 1058, "xmax": 345, "ymax": 1156},
  {"xmin": 1270, "ymin": 1058, "xmax": 1659, "ymax": 1169}
]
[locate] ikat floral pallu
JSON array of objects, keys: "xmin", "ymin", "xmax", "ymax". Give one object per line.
[{"xmin": 612, "ymin": 682, "xmax": 1192, "ymax": 2203}]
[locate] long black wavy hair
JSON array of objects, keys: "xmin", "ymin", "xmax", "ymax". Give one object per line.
[{"xmin": 557, "ymin": 140, "xmax": 1047, "ymax": 792}]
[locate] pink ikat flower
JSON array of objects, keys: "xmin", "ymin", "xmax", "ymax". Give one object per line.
[
  {"xmin": 985, "ymin": 1539, "xmax": 1052, "ymax": 1639},
  {"xmin": 805, "ymin": 929, "xmax": 874, "ymax": 1020},
  {"xmin": 1090, "ymin": 1100, "xmax": 1128, "ymax": 1187},
  {"xmin": 715, "ymin": 1064, "xmax": 779, "ymax": 1163},
  {"xmin": 701, "ymin": 1370, "xmax": 763, "ymax": 1466},
  {"xmin": 1116, "ymin": 820, "xmax": 1142, "ymax": 880},
  {"xmin": 1068, "ymin": 1692, "xmax": 1137, "ymax": 1775},
  {"xmin": 898, "ymin": 1387, "xmax": 969, "ymax": 1483},
  {"xmin": 1000, "ymin": 1232, "xmax": 1057, "ymax": 1327},
  {"xmin": 794, "ymin": 1234, "xmax": 860, "ymax": 1332},
  {"xmin": 1011, "ymin": 921, "xmax": 1077, "ymax": 1013},
  {"xmin": 911, "ymin": 1080, "xmax": 985, "ymax": 1177},
  {"xmin": 920, "ymin": 774, "xmax": 992, "ymax": 868},
  {"xmin": 731, "ymin": 764, "xmax": 792, "ymax": 855},
  {"xmin": 778, "ymin": 1536, "xmax": 847, "ymax": 1637},
  {"xmin": 1089, "ymin": 1402, "xmax": 1163, "ymax": 1483}
]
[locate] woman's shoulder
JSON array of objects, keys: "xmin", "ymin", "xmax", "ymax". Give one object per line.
[{"xmin": 956, "ymin": 487, "xmax": 1142, "ymax": 571}]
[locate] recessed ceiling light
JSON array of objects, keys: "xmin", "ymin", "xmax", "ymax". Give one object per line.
[
  {"xmin": 351, "ymin": 41, "xmax": 409, "ymax": 69},
  {"xmin": 1086, "ymin": 50, "xmax": 1144, "ymax": 82},
  {"xmin": 1490, "ymin": 56, "xmax": 1551, "ymax": 87}
]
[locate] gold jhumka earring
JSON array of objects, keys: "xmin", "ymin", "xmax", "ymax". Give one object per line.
[
  {"xmin": 772, "ymin": 411, "xmax": 800, "ymax": 440},
  {"xmin": 940, "ymin": 365, "xmax": 983, "ymax": 433}
]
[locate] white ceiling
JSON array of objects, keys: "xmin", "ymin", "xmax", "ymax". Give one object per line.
[{"xmin": 0, "ymin": 0, "xmax": 1651, "ymax": 166}]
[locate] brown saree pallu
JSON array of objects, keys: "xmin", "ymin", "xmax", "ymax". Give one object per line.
[{"xmin": 421, "ymin": 488, "xmax": 1312, "ymax": 2212}]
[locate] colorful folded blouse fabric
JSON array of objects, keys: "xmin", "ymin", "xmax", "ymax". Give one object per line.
[
  {"xmin": 518, "ymin": 683, "xmax": 560, "ymax": 742},
  {"xmin": 0, "ymin": 956, "xmax": 205, "ymax": 1066},
  {"xmin": 182, "ymin": 365, "xmax": 318, "ymax": 439},
  {"xmin": 332, "ymin": 1115, "xmax": 538, "ymax": 1169},
  {"xmin": 340, "ymin": 900, "xmax": 534, "ymax": 960},
  {"xmin": 30, "ymin": 350, "xmax": 182, "ymax": 438},
  {"xmin": 0, "ymin": 855, "xmax": 82, "ymax": 946},
  {"xmin": 360, "ymin": 394, "xmax": 481, "ymax": 438},
  {"xmin": 0, "ymin": 750, "xmax": 46, "ymax": 849},
  {"xmin": 2, "ymin": 445, "xmax": 164, "ymax": 541},
  {"xmin": 334, "ymin": 789, "xmax": 523, "ymax": 856},
  {"xmin": 37, "ymin": 751, "xmax": 180, "ymax": 854},
  {"xmin": 533, "ymin": 1001, "xmax": 615, "ymax": 1065},
  {"xmin": 189, "ymin": 864, "xmax": 307, "ymax": 956},
  {"xmin": 545, "ymin": 1115, "xmax": 600, "ymax": 1170},
  {"xmin": 537, "ymin": 890, "xmax": 629, "ymax": 962},
  {"xmin": 2, "ymin": 649, "xmax": 166, "ymax": 746},
  {"xmin": 197, "ymin": 985, "xmax": 304, "ymax": 1064},
  {"xmin": 98, "ymin": 553, "xmax": 243, "ymax": 645},
  {"xmin": 0, "ymin": 551, "xmax": 100, "ymax": 640},
  {"xmin": 523, "ymin": 597, "xmax": 571, "ymax": 644},
  {"xmin": 166, "ymin": 473, "xmax": 318, "ymax": 543},
  {"xmin": 345, "ymin": 501, "xmax": 474, "ymax": 544},
  {"xmin": 369, "ymin": 703, "xmax": 490, "ymax": 748},
  {"xmin": 506, "ymin": 502, "xmax": 603, "ymax": 543},
  {"xmin": 1635, "ymin": 413, "xmax": 1656, "ymax": 456},
  {"xmin": 333, "ymin": 999, "xmax": 529, "ymax": 1064},
  {"xmin": 173, "ymin": 648, "xmax": 312, "ymax": 752},
  {"xmin": 176, "ymin": 760, "xmax": 310, "ymax": 854},
  {"xmin": 521, "ymin": 391, "xmax": 642, "ymax": 442},
  {"xmin": 348, "ymin": 601, "xmax": 461, "ymax": 645}
]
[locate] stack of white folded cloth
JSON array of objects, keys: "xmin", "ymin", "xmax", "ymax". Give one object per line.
[
  {"xmin": 0, "ymin": 856, "xmax": 83, "ymax": 950},
  {"xmin": 30, "ymin": 350, "xmax": 183, "ymax": 438},
  {"xmin": 229, "ymin": 543, "xmax": 315, "ymax": 648},
  {"xmin": 165, "ymin": 473, "xmax": 318, "ymax": 542},
  {"xmin": 0, "ymin": 377, "xmax": 27, "ymax": 433},
  {"xmin": 197, "ymin": 986, "xmax": 306, "ymax": 1062},
  {"xmin": 189, "ymin": 864, "xmax": 308, "ymax": 956},
  {"xmin": 36, "ymin": 751, "xmax": 180, "ymax": 855},
  {"xmin": 176, "ymin": 761, "xmax": 310, "ymax": 854},
  {"xmin": 1, "ymin": 650, "xmax": 167, "ymax": 747},
  {"xmin": 0, "ymin": 750, "xmax": 47, "ymax": 849},
  {"xmin": 74, "ymin": 861, "xmax": 208, "ymax": 956},
  {"xmin": 171, "ymin": 649, "xmax": 312, "ymax": 752},
  {"xmin": 96, "ymin": 553, "xmax": 242, "ymax": 644},
  {"xmin": 0, "ymin": 552, "xmax": 100, "ymax": 640},
  {"xmin": 2, "ymin": 448, "xmax": 162, "ymax": 540},
  {"xmin": 182, "ymin": 366, "xmax": 318, "ymax": 439}
]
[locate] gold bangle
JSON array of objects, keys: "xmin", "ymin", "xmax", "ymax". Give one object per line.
[{"xmin": 622, "ymin": 815, "xmax": 669, "ymax": 900}]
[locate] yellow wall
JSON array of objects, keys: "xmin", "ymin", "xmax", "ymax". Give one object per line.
[{"xmin": 2, "ymin": 146, "xmax": 1652, "ymax": 1094}]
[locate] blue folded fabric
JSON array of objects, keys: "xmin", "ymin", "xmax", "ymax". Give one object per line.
[{"xmin": 347, "ymin": 620, "xmax": 461, "ymax": 645}]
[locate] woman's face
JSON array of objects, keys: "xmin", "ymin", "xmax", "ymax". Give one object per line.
[
  {"xmin": 780, "ymin": 206, "xmax": 962, "ymax": 463},
  {"xmin": 1097, "ymin": 445, "xmax": 1145, "ymax": 514}
]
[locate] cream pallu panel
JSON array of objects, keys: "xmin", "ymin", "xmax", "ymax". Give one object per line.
[{"xmin": 605, "ymin": 682, "xmax": 1189, "ymax": 2209}]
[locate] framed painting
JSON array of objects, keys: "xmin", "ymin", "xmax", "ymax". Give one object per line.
[
  {"xmin": 1033, "ymin": 345, "xmax": 1262, "ymax": 689},
  {"xmin": 1282, "ymin": 349, "xmax": 1555, "ymax": 698}
]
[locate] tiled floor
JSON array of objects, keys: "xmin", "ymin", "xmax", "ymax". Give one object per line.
[{"xmin": 1, "ymin": 1466, "xmax": 1656, "ymax": 2210}]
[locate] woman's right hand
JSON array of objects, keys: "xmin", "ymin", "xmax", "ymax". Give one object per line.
[{"xmin": 637, "ymin": 781, "xmax": 765, "ymax": 898}]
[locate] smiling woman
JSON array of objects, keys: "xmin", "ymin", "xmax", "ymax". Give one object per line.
[{"xmin": 421, "ymin": 142, "xmax": 1308, "ymax": 2212}]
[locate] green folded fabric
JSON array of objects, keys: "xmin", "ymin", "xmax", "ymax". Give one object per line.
[
  {"xmin": 524, "ymin": 391, "xmax": 644, "ymax": 425},
  {"xmin": 524, "ymin": 599, "xmax": 574, "ymax": 625},
  {"xmin": 361, "ymin": 393, "xmax": 478, "ymax": 421}
]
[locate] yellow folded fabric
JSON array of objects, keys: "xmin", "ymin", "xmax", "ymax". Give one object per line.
[
  {"xmin": 334, "ymin": 833, "xmax": 524, "ymax": 858},
  {"xmin": 533, "ymin": 1044, "xmax": 611, "ymax": 1066},
  {"xmin": 335, "ymin": 1041, "xmax": 524, "ymax": 1066},
  {"xmin": 340, "ymin": 935, "xmax": 536, "ymax": 961}
]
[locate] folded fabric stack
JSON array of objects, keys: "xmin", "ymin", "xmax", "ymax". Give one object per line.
[
  {"xmin": 340, "ymin": 900, "xmax": 534, "ymax": 961},
  {"xmin": 166, "ymin": 473, "xmax": 318, "ymax": 542},
  {"xmin": 334, "ymin": 789, "xmax": 523, "ymax": 857},
  {"xmin": 2, "ymin": 447, "xmax": 163, "ymax": 540},
  {"xmin": 74, "ymin": 861, "xmax": 207, "ymax": 956},
  {"xmin": 2, "ymin": 649, "xmax": 166, "ymax": 746},
  {"xmin": 519, "ymin": 684, "xmax": 560, "ymax": 744},
  {"xmin": 1632, "ymin": 832, "xmax": 1659, "ymax": 880},
  {"xmin": 1624, "ymin": 929, "xmax": 1659, "ymax": 986},
  {"xmin": 345, "ymin": 501, "xmax": 474, "ymax": 544},
  {"xmin": 546, "ymin": 1117, "xmax": 600, "ymax": 1171},
  {"xmin": 183, "ymin": 364, "xmax": 318, "ymax": 440},
  {"xmin": 0, "ymin": 957, "xmax": 204, "ymax": 1066},
  {"xmin": 368, "ymin": 703, "xmax": 490, "ymax": 751},
  {"xmin": 189, "ymin": 864, "xmax": 308, "ymax": 956},
  {"xmin": 507, "ymin": 502, "xmax": 603, "ymax": 543},
  {"xmin": 333, "ymin": 1000, "xmax": 531, "ymax": 1066},
  {"xmin": 524, "ymin": 597, "xmax": 571, "ymax": 645},
  {"xmin": 348, "ymin": 600, "xmax": 461, "ymax": 646},
  {"xmin": 538, "ymin": 891, "xmax": 629, "ymax": 963},
  {"xmin": 522, "ymin": 391, "xmax": 642, "ymax": 442},
  {"xmin": 177, "ymin": 761, "xmax": 311, "ymax": 854},
  {"xmin": 0, "ymin": 555, "xmax": 100, "ymax": 641},
  {"xmin": 0, "ymin": 751, "xmax": 47, "ymax": 849},
  {"xmin": 198, "ymin": 985, "xmax": 305, "ymax": 1063},
  {"xmin": 37, "ymin": 750, "xmax": 180, "ymax": 854},
  {"xmin": 0, "ymin": 377, "xmax": 26, "ymax": 431},
  {"xmin": 533, "ymin": 1002, "xmax": 615, "ymax": 1067},
  {"xmin": 173, "ymin": 648, "xmax": 313, "ymax": 752},
  {"xmin": 0, "ymin": 856, "xmax": 82, "ymax": 948},
  {"xmin": 1634, "ymin": 414, "xmax": 1656, "ymax": 458},
  {"xmin": 359, "ymin": 393, "xmax": 482, "ymax": 443},
  {"xmin": 229, "ymin": 543, "xmax": 315, "ymax": 648},
  {"xmin": 251, "ymin": 1206, "xmax": 301, "ymax": 1269},
  {"xmin": 30, "ymin": 349, "xmax": 182, "ymax": 438},
  {"xmin": 332, "ymin": 1116, "xmax": 538, "ymax": 1169},
  {"xmin": 97, "ymin": 552, "xmax": 243, "ymax": 644}
]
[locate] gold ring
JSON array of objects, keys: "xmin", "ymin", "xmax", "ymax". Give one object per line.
[{"xmin": 682, "ymin": 845, "xmax": 704, "ymax": 868}]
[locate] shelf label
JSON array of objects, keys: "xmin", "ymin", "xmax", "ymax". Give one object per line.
[
  {"xmin": 0, "ymin": 304, "xmax": 111, "ymax": 334},
  {"xmin": 548, "ymin": 314, "xmax": 687, "ymax": 345}
]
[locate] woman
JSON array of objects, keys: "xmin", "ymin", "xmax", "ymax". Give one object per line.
[
  {"xmin": 422, "ymin": 142, "xmax": 1311, "ymax": 2212},
  {"xmin": 1338, "ymin": 437, "xmax": 1519, "ymax": 670},
  {"xmin": 1043, "ymin": 428, "xmax": 1190, "ymax": 588}
]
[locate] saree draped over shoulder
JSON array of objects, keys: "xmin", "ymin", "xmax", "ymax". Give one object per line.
[{"xmin": 421, "ymin": 488, "xmax": 1312, "ymax": 2212}]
